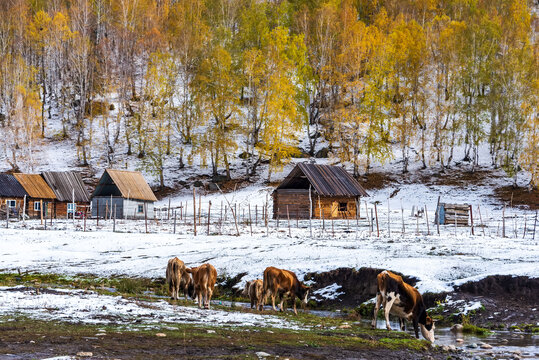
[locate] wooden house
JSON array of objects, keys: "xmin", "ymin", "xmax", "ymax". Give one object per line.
[
  {"xmin": 13, "ymin": 173, "xmax": 56, "ymax": 219},
  {"xmin": 41, "ymin": 171, "xmax": 91, "ymax": 218},
  {"xmin": 0, "ymin": 174, "xmax": 29, "ymax": 217},
  {"xmin": 273, "ymin": 163, "xmax": 369, "ymax": 219},
  {"xmin": 91, "ymin": 169, "xmax": 157, "ymax": 219}
]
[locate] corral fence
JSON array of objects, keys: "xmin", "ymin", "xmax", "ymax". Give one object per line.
[{"xmin": 2, "ymin": 189, "xmax": 537, "ymax": 240}]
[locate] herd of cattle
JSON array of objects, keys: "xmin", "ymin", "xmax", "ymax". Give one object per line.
[{"xmin": 166, "ymin": 258, "xmax": 435, "ymax": 343}]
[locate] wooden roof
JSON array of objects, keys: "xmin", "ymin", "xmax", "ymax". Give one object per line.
[
  {"xmin": 92, "ymin": 169, "xmax": 157, "ymax": 202},
  {"xmin": 13, "ymin": 173, "xmax": 56, "ymax": 199},
  {"xmin": 276, "ymin": 163, "xmax": 369, "ymax": 197},
  {"xmin": 0, "ymin": 174, "xmax": 28, "ymax": 198},
  {"xmin": 41, "ymin": 171, "xmax": 90, "ymax": 202}
]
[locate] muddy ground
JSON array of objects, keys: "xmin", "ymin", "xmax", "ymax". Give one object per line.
[
  {"xmin": 0, "ymin": 318, "xmax": 452, "ymax": 360},
  {"xmin": 305, "ymin": 268, "xmax": 539, "ymax": 330}
]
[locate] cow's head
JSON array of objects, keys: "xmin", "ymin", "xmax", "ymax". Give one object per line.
[
  {"xmin": 420, "ymin": 316, "xmax": 435, "ymax": 343},
  {"xmin": 299, "ymin": 284, "xmax": 310, "ymax": 305}
]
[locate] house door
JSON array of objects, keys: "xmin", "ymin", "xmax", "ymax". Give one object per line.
[{"xmin": 331, "ymin": 201, "xmax": 339, "ymax": 218}]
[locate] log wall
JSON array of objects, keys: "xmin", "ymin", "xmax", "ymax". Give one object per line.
[{"xmin": 273, "ymin": 190, "xmax": 359, "ymax": 219}]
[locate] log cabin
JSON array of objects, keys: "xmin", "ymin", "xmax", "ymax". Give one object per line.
[
  {"xmin": 0, "ymin": 174, "xmax": 29, "ymax": 218},
  {"xmin": 41, "ymin": 171, "xmax": 91, "ymax": 218},
  {"xmin": 13, "ymin": 173, "xmax": 57, "ymax": 219},
  {"xmin": 273, "ymin": 163, "xmax": 369, "ymax": 220}
]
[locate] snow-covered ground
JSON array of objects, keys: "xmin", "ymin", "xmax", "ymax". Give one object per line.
[{"xmin": 0, "ymin": 286, "xmax": 301, "ymax": 330}]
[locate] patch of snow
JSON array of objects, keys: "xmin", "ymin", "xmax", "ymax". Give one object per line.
[{"xmin": 312, "ymin": 283, "xmax": 345, "ymax": 301}]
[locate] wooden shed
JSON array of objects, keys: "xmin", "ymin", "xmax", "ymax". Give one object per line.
[
  {"xmin": 13, "ymin": 173, "xmax": 57, "ymax": 219},
  {"xmin": 273, "ymin": 163, "xmax": 369, "ymax": 219},
  {"xmin": 41, "ymin": 171, "xmax": 91, "ymax": 218},
  {"xmin": 91, "ymin": 169, "xmax": 157, "ymax": 219},
  {"xmin": 0, "ymin": 174, "xmax": 29, "ymax": 217}
]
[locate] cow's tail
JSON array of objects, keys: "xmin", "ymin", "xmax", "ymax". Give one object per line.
[{"xmin": 262, "ymin": 269, "xmax": 271, "ymax": 302}]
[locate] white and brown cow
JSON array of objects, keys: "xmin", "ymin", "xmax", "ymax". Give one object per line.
[
  {"xmin": 371, "ymin": 270, "xmax": 435, "ymax": 343},
  {"xmin": 243, "ymin": 279, "xmax": 264, "ymax": 311},
  {"xmin": 166, "ymin": 257, "xmax": 194, "ymax": 300},
  {"xmin": 186, "ymin": 263, "xmax": 217, "ymax": 309},
  {"xmin": 263, "ymin": 266, "xmax": 310, "ymax": 315}
]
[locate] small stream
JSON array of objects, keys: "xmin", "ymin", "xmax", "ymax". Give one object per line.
[{"xmin": 216, "ymin": 299, "xmax": 539, "ymax": 359}]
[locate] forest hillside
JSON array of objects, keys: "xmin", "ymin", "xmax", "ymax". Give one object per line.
[{"xmin": 0, "ymin": 0, "xmax": 537, "ymax": 190}]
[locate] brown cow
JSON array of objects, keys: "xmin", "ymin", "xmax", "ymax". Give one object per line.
[
  {"xmin": 186, "ymin": 263, "xmax": 217, "ymax": 309},
  {"xmin": 166, "ymin": 257, "xmax": 194, "ymax": 300},
  {"xmin": 263, "ymin": 266, "xmax": 310, "ymax": 315},
  {"xmin": 371, "ymin": 270, "xmax": 435, "ymax": 343},
  {"xmin": 242, "ymin": 279, "xmax": 264, "ymax": 311}
]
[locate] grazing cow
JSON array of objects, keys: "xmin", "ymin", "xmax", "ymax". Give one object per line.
[
  {"xmin": 186, "ymin": 263, "xmax": 217, "ymax": 309},
  {"xmin": 243, "ymin": 279, "xmax": 264, "ymax": 311},
  {"xmin": 263, "ymin": 266, "xmax": 310, "ymax": 315},
  {"xmin": 166, "ymin": 257, "xmax": 194, "ymax": 300},
  {"xmin": 371, "ymin": 270, "xmax": 435, "ymax": 343}
]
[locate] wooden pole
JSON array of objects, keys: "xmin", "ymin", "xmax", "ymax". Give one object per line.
[
  {"xmin": 255, "ymin": 204, "xmax": 258, "ymax": 226},
  {"xmin": 532, "ymin": 210, "xmax": 537, "ymax": 240},
  {"xmin": 309, "ymin": 185, "xmax": 313, "ymax": 237},
  {"xmin": 198, "ymin": 193, "xmax": 202, "ymax": 226},
  {"xmin": 207, "ymin": 201, "xmax": 212, "ymax": 235},
  {"xmin": 387, "ymin": 199, "xmax": 391, "ymax": 237},
  {"xmin": 40, "ymin": 200, "xmax": 43, "ymax": 225},
  {"xmin": 318, "ymin": 197, "xmax": 324, "ymax": 231},
  {"xmin": 523, "ymin": 215, "xmax": 527, "ymax": 239},
  {"xmin": 193, "ymin": 188, "xmax": 197, "ymax": 236},
  {"xmin": 248, "ymin": 203, "xmax": 252, "ymax": 236},
  {"xmin": 50, "ymin": 201, "xmax": 53, "ymax": 227},
  {"xmin": 374, "ymin": 203, "xmax": 379, "ymax": 237},
  {"xmin": 110, "ymin": 194, "xmax": 113, "ymax": 220},
  {"xmin": 6, "ymin": 202, "xmax": 9, "ymax": 228},
  {"xmin": 113, "ymin": 204, "xmax": 116, "ymax": 232},
  {"xmin": 502, "ymin": 204, "xmax": 506, "ymax": 238},
  {"xmin": 96, "ymin": 199, "xmax": 99, "ymax": 227},
  {"xmin": 469, "ymin": 205, "xmax": 474, "ymax": 235},
  {"xmin": 167, "ymin": 198, "xmax": 171, "ymax": 220},
  {"xmin": 417, "ymin": 212, "xmax": 419, "ymax": 235},
  {"xmin": 401, "ymin": 207, "xmax": 405, "ymax": 235},
  {"xmin": 365, "ymin": 201, "xmax": 369, "ymax": 228},
  {"xmin": 83, "ymin": 208, "xmax": 86, "ymax": 232},
  {"xmin": 287, "ymin": 205, "xmax": 291, "ymax": 237},
  {"xmin": 355, "ymin": 198, "xmax": 359, "ymax": 227},
  {"xmin": 105, "ymin": 201, "xmax": 108, "ymax": 223},
  {"xmin": 454, "ymin": 209, "xmax": 457, "ymax": 237},
  {"xmin": 477, "ymin": 205, "xmax": 485, "ymax": 236},
  {"xmin": 144, "ymin": 202, "xmax": 148, "ymax": 234},
  {"xmin": 173, "ymin": 210, "xmax": 177, "ymax": 234},
  {"xmin": 265, "ymin": 201, "xmax": 269, "ymax": 237},
  {"xmin": 219, "ymin": 201, "xmax": 223, "ymax": 235},
  {"xmin": 425, "ymin": 205, "xmax": 430, "ymax": 235},
  {"xmin": 44, "ymin": 203, "xmax": 46, "ymax": 230},
  {"xmin": 435, "ymin": 196, "xmax": 441, "ymax": 235},
  {"xmin": 22, "ymin": 195, "xmax": 26, "ymax": 224},
  {"xmin": 369, "ymin": 208, "xmax": 373, "ymax": 236}
]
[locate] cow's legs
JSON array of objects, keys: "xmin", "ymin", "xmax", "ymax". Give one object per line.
[
  {"xmin": 413, "ymin": 320, "xmax": 419, "ymax": 338},
  {"xmin": 207, "ymin": 288, "xmax": 213, "ymax": 309},
  {"xmin": 292, "ymin": 296, "xmax": 297, "ymax": 315},
  {"xmin": 384, "ymin": 294, "xmax": 397, "ymax": 330},
  {"xmin": 271, "ymin": 294, "xmax": 278, "ymax": 311},
  {"xmin": 279, "ymin": 296, "xmax": 286, "ymax": 312},
  {"xmin": 399, "ymin": 318, "xmax": 405, "ymax": 331},
  {"xmin": 371, "ymin": 292, "xmax": 383, "ymax": 329}
]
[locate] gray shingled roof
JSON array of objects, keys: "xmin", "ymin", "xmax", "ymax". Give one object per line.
[
  {"xmin": 276, "ymin": 163, "xmax": 369, "ymax": 197},
  {"xmin": 0, "ymin": 174, "xmax": 28, "ymax": 198},
  {"xmin": 41, "ymin": 171, "xmax": 90, "ymax": 202}
]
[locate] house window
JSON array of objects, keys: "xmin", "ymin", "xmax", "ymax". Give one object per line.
[
  {"xmin": 34, "ymin": 202, "xmax": 41, "ymax": 211},
  {"xmin": 338, "ymin": 202, "xmax": 348, "ymax": 212},
  {"xmin": 67, "ymin": 203, "xmax": 76, "ymax": 213},
  {"xmin": 138, "ymin": 204, "xmax": 144, "ymax": 213},
  {"xmin": 6, "ymin": 200, "xmax": 16, "ymax": 208}
]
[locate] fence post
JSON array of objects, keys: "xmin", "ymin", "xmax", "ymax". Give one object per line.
[
  {"xmin": 309, "ymin": 185, "xmax": 313, "ymax": 237},
  {"xmin": 369, "ymin": 208, "xmax": 373, "ymax": 236},
  {"xmin": 167, "ymin": 198, "xmax": 171, "ymax": 220},
  {"xmin": 523, "ymin": 215, "xmax": 527, "ymax": 239},
  {"xmin": 532, "ymin": 210, "xmax": 537, "ymax": 240},
  {"xmin": 469, "ymin": 204, "xmax": 474, "ymax": 236},
  {"xmin": 113, "ymin": 204, "xmax": 116, "ymax": 232},
  {"xmin": 255, "ymin": 204, "xmax": 258, "ymax": 226},
  {"xmin": 22, "ymin": 195, "xmax": 26, "ymax": 225},
  {"xmin": 287, "ymin": 205, "xmax": 291, "ymax": 237},
  {"xmin": 198, "ymin": 193, "xmax": 202, "ymax": 226},
  {"xmin": 425, "ymin": 205, "xmax": 430, "ymax": 235},
  {"xmin": 374, "ymin": 203, "xmax": 379, "ymax": 237},
  {"xmin": 96, "ymin": 199, "xmax": 99, "ymax": 227},
  {"xmin": 478, "ymin": 205, "xmax": 485, "ymax": 236},
  {"xmin": 248, "ymin": 203, "xmax": 252, "ymax": 236},
  {"xmin": 83, "ymin": 209, "xmax": 86, "ymax": 232},
  {"xmin": 207, "ymin": 201, "xmax": 212, "ymax": 235},
  {"xmin": 40, "ymin": 200, "xmax": 43, "ymax": 225},
  {"xmin": 387, "ymin": 199, "xmax": 391, "ymax": 237},
  {"xmin": 6, "ymin": 203, "xmax": 9, "ymax": 228},
  {"xmin": 502, "ymin": 204, "xmax": 506, "ymax": 238},
  {"xmin": 401, "ymin": 206, "xmax": 405, "ymax": 236},
  {"xmin": 173, "ymin": 210, "xmax": 177, "ymax": 234},
  {"xmin": 435, "ymin": 196, "xmax": 441, "ymax": 235},
  {"xmin": 193, "ymin": 189, "xmax": 197, "ymax": 236},
  {"xmin": 144, "ymin": 202, "xmax": 148, "ymax": 234}
]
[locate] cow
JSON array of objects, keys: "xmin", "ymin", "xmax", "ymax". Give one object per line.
[
  {"xmin": 263, "ymin": 266, "xmax": 310, "ymax": 315},
  {"xmin": 186, "ymin": 263, "xmax": 217, "ymax": 309},
  {"xmin": 166, "ymin": 257, "xmax": 194, "ymax": 300},
  {"xmin": 371, "ymin": 270, "xmax": 435, "ymax": 343},
  {"xmin": 242, "ymin": 279, "xmax": 264, "ymax": 311}
]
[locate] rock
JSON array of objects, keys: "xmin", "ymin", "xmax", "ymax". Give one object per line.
[
  {"xmin": 206, "ymin": 330, "xmax": 216, "ymax": 334},
  {"xmin": 256, "ymin": 352, "xmax": 271, "ymax": 358},
  {"xmin": 456, "ymin": 338, "xmax": 464, "ymax": 343},
  {"xmin": 315, "ymin": 147, "xmax": 329, "ymax": 158},
  {"xmin": 267, "ymin": 330, "xmax": 274, "ymax": 334},
  {"xmin": 500, "ymin": 338, "xmax": 509, "ymax": 343},
  {"xmin": 467, "ymin": 343, "xmax": 478, "ymax": 349},
  {"xmin": 193, "ymin": 180, "xmax": 203, "ymax": 188},
  {"xmin": 451, "ymin": 324, "xmax": 464, "ymax": 333},
  {"xmin": 208, "ymin": 183, "xmax": 219, "ymax": 191},
  {"xmin": 96, "ymin": 333, "xmax": 106, "ymax": 336},
  {"xmin": 480, "ymin": 343, "xmax": 492, "ymax": 349},
  {"xmin": 448, "ymin": 345, "xmax": 457, "ymax": 352},
  {"xmin": 338, "ymin": 324, "xmax": 351, "ymax": 329},
  {"xmin": 442, "ymin": 345, "xmax": 450, "ymax": 352},
  {"xmin": 512, "ymin": 350, "xmax": 522, "ymax": 355},
  {"xmin": 76, "ymin": 352, "xmax": 93, "ymax": 357},
  {"xmin": 155, "ymin": 333, "xmax": 166, "ymax": 337}
]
